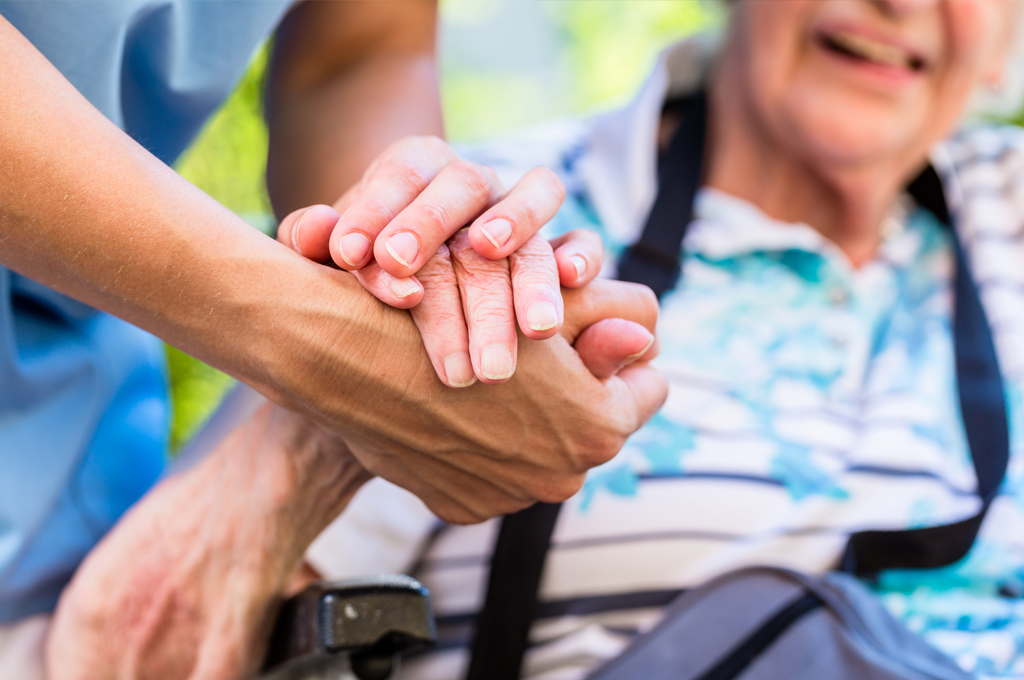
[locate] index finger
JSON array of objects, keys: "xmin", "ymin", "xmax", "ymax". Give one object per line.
[
  {"xmin": 371, "ymin": 160, "xmax": 503, "ymax": 278},
  {"xmin": 329, "ymin": 136, "xmax": 458, "ymax": 270},
  {"xmin": 466, "ymin": 166, "xmax": 566, "ymax": 260}
]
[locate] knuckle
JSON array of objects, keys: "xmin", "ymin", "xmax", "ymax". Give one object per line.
[
  {"xmin": 441, "ymin": 503, "xmax": 491, "ymax": 526},
  {"xmin": 582, "ymin": 432, "xmax": 625, "ymax": 468},
  {"xmin": 511, "ymin": 264, "xmax": 557, "ymax": 294},
  {"xmin": 417, "ymin": 135, "xmax": 452, "ymax": 158},
  {"xmin": 532, "ymin": 474, "xmax": 586, "ymax": 504},
  {"xmin": 563, "ymin": 418, "xmax": 626, "ymax": 469},
  {"xmin": 446, "ymin": 160, "xmax": 494, "ymax": 200},
  {"xmin": 509, "ymin": 236, "xmax": 554, "ymax": 268},
  {"xmin": 527, "ymin": 234, "xmax": 555, "ymax": 257},
  {"xmin": 417, "ymin": 300, "xmax": 464, "ymax": 335},
  {"xmin": 417, "ymin": 245, "xmax": 455, "ymax": 278},
  {"xmin": 570, "ymin": 228, "xmax": 603, "ymax": 250},
  {"xmin": 574, "ymin": 277, "xmax": 605, "ymax": 308},
  {"xmin": 469, "ymin": 302, "xmax": 513, "ymax": 327},
  {"xmin": 396, "ymin": 163, "xmax": 432, "ymax": 194},
  {"xmin": 378, "ymin": 156, "xmax": 432, "ymax": 194},
  {"xmin": 407, "ymin": 202, "xmax": 452, "ymax": 239},
  {"xmin": 454, "ymin": 247, "xmax": 510, "ymax": 279},
  {"xmin": 359, "ymin": 197, "xmax": 398, "ymax": 226},
  {"xmin": 635, "ymin": 282, "xmax": 658, "ymax": 310},
  {"xmin": 634, "ymin": 284, "xmax": 660, "ymax": 325},
  {"xmin": 512, "ymin": 201, "xmax": 546, "ymax": 231}
]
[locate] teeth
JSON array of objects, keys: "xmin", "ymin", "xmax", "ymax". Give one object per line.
[{"xmin": 829, "ymin": 32, "xmax": 914, "ymax": 69}]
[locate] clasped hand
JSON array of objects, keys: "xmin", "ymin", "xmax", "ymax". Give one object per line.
[
  {"xmin": 276, "ymin": 135, "xmax": 652, "ymax": 386},
  {"xmin": 46, "ymin": 137, "xmax": 668, "ymax": 680}
]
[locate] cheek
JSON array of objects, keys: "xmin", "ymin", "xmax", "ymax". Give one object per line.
[
  {"xmin": 740, "ymin": 4, "xmax": 1001, "ymax": 169},
  {"xmin": 919, "ymin": 1, "xmax": 1005, "ymax": 136},
  {"xmin": 746, "ymin": 60, "xmax": 952, "ymax": 173},
  {"xmin": 736, "ymin": 2, "xmax": 817, "ymax": 122},
  {"xmin": 945, "ymin": 0, "xmax": 1010, "ymax": 81},
  {"xmin": 781, "ymin": 81, "xmax": 934, "ymax": 165}
]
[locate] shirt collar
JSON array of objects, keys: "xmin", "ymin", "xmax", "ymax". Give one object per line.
[
  {"xmin": 575, "ymin": 35, "xmax": 720, "ymax": 246},
  {"xmin": 689, "ymin": 188, "xmax": 833, "ymax": 260},
  {"xmin": 574, "ymin": 34, "xmax": 956, "ymax": 268},
  {"xmin": 690, "ymin": 188, "xmax": 942, "ymax": 281}
]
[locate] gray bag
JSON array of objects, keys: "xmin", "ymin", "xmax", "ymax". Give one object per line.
[{"xmin": 588, "ymin": 567, "xmax": 969, "ymax": 680}]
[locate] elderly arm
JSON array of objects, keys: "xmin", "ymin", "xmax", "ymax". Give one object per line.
[{"xmin": 46, "ymin": 404, "xmax": 371, "ymax": 680}]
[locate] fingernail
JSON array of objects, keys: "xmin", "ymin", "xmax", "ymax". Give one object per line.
[
  {"xmin": 291, "ymin": 209, "xmax": 310, "ymax": 253},
  {"xmin": 389, "ymin": 276, "xmax": 420, "ymax": 299},
  {"xmin": 339, "ymin": 232, "xmax": 371, "ymax": 267},
  {"xmin": 481, "ymin": 344, "xmax": 514, "ymax": 380},
  {"xmin": 526, "ymin": 301, "xmax": 559, "ymax": 331},
  {"xmin": 480, "ymin": 219, "xmax": 513, "ymax": 250},
  {"xmin": 621, "ymin": 332, "xmax": 656, "ymax": 366},
  {"xmin": 571, "ymin": 255, "xmax": 587, "ymax": 280},
  {"xmin": 384, "ymin": 232, "xmax": 419, "ymax": 268},
  {"xmin": 444, "ymin": 352, "xmax": 476, "ymax": 388}
]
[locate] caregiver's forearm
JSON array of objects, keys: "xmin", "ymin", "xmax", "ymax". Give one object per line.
[
  {"xmin": 0, "ymin": 16, "xmax": 670, "ymax": 529},
  {"xmin": 266, "ymin": 0, "xmax": 443, "ymax": 215},
  {"xmin": 0, "ymin": 16, "xmax": 362, "ymax": 393}
]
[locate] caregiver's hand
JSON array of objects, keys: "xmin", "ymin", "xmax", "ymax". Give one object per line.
[
  {"xmin": 281, "ymin": 201, "xmax": 602, "ymax": 386},
  {"xmin": 276, "ymin": 137, "xmax": 599, "ymax": 384},
  {"xmin": 0, "ymin": 20, "xmax": 663, "ymax": 530},
  {"xmin": 279, "ymin": 136, "xmax": 569, "ymax": 283},
  {"xmin": 279, "ymin": 261, "xmax": 665, "ymax": 525},
  {"xmin": 47, "ymin": 403, "xmax": 371, "ymax": 680}
]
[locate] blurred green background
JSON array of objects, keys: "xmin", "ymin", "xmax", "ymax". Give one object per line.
[{"xmin": 168, "ymin": 0, "xmax": 723, "ymax": 450}]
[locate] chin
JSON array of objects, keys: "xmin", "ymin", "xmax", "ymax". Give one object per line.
[{"xmin": 780, "ymin": 90, "xmax": 929, "ymax": 171}]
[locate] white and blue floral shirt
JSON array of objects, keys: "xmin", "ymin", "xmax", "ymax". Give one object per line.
[{"xmin": 308, "ymin": 39, "xmax": 1024, "ymax": 680}]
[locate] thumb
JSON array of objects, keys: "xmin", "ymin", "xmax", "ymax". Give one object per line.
[
  {"xmin": 277, "ymin": 204, "xmax": 340, "ymax": 263},
  {"xmin": 559, "ymin": 279, "xmax": 659, "ymax": 344},
  {"xmin": 575, "ymin": 318, "xmax": 658, "ymax": 379},
  {"xmin": 609, "ymin": 362, "xmax": 669, "ymax": 432}
]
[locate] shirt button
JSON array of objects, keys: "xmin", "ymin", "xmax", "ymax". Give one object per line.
[
  {"xmin": 828, "ymin": 286, "xmax": 850, "ymax": 306},
  {"xmin": 881, "ymin": 216, "xmax": 904, "ymax": 241}
]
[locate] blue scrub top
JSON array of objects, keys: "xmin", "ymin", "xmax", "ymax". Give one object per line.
[{"xmin": 0, "ymin": 0, "xmax": 292, "ymax": 621}]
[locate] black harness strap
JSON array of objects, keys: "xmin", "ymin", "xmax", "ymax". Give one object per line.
[
  {"xmin": 615, "ymin": 91, "xmax": 708, "ymax": 295},
  {"xmin": 841, "ymin": 166, "xmax": 1009, "ymax": 574},
  {"xmin": 463, "ymin": 501, "xmax": 561, "ymax": 680},
  {"xmin": 466, "ymin": 94, "xmax": 1008, "ymax": 680},
  {"xmin": 464, "ymin": 94, "xmax": 709, "ymax": 680}
]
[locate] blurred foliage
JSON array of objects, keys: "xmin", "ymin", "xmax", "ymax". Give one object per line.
[
  {"xmin": 174, "ymin": 44, "xmax": 275, "ymax": 233},
  {"xmin": 168, "ymin": 2, "xmax": 717, "ymax": 451},
  {"xmin": 167, "ymin": 45, "xmax": 272, "ymax": 451},
  {"xmin": 441, "ymin": 0, "xmax": 723, "ymax": 140},
  {"xmin": 165, "ymin": 345, "xmax": 237, "ymax": 451}
]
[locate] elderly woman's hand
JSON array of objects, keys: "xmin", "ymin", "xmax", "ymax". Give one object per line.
[
  {"xmin": 46, "ymin": 403, "xmax": 371, "ymax": 680},
  {"xmin": 276, "ymin": 136, "xmax": 604, "ymax": 386}
]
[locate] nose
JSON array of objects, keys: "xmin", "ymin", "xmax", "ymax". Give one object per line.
[{"xmin": 872, "ymin": 0, "xmax": 938, "ymax": 19}]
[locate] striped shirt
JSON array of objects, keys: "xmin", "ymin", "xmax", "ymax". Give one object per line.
[{"xmin": 307, "ymin": 40, "xmax": 1024, "ymax": 680}]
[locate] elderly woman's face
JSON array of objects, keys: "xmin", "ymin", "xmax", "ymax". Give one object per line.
[{"xmin": 730, "ymin": 0, "xmax": 1014, "ymax": 169}]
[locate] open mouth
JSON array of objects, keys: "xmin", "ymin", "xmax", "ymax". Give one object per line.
[{"xmin": 819, "ymin": 30, "xmax": 926, "ymax": 73}]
